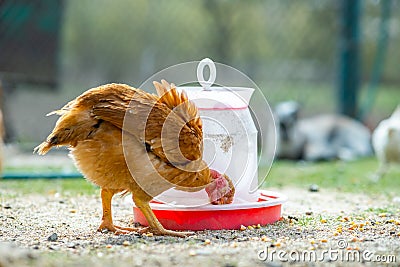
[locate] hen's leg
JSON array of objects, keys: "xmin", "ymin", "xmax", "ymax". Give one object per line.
[
  {"xmin": 97, "ymin": 188, "xmax": 141, "ymax": 234},
  {"xmin": 133, "ymin": 194, "xmax": 194, "ymax": 237}
]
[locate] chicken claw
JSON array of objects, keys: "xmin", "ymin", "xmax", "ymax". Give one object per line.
[
  {"xmin": 97, "ymin": 221, "xmax": 144, "ymax": 235},
  {"xmin": 146, "ymin": 229, "xmax": 195, "ymax": 238},
  {"xmin": 133, "ymin": 195, "xmax": 195, "ymax": 237},
  {"xmin": 98, "ymin": 188, "xmax": 147, "ymax": 235}
]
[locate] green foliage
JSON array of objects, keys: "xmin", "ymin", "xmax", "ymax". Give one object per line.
[
  {"xmin": 62, "ymin": 0, "xmax": 400, "ymax": 85},
  {"xmin": 262, "ymin": 157, "xmax": 400, "ymax": 195}
]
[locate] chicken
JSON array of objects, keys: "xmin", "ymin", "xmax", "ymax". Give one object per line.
[
  {"xmin": 372, "ymin": 105, "xmax": 400, "ymax": 180},
  {"xmin": 35, "ymin": 80, "xmax": 235, "ymax": 237}
]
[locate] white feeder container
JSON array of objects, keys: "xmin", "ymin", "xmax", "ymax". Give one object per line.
[{"xmin": 156, "ymin": 59, "xmax": 259, "ymax": 206}]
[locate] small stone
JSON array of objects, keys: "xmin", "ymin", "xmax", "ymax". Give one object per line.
[
  {"xmin": 122, "ymin": 241, "xmax": 130, "ymax": 246},
  {"xmin": 47, "ymin": 233, "xmax": 58, "ymax": 242},
  {"xmin": 247, "ymin": 226, "xmax": 254, "ymax": 230},
  {"xmin": 67, "ymin": 242, "xmax": 76, "ymax": 249},
  {"xmin": 240, "ymin": 225, "xmax": 246, "ymax": 231},
  {"xmin": 256, "ymin": 224, "xmax": 261, "ymax": 229},
  {"xmin": 305, "ymin": 211, "xmax": 313, "ymax": 216},
  {"xmin": 230, "ymin": 242, "xmax": 238, "ymax": 248},
  {"xmin": 189, "ymin": 250, "xmax": 197, "ymax": 256},
  {"xmin": 48, "ymin": 245, "xmax": 59, "ymax": 250},
  {"xmin": 146, "ymin": 233, "xmax": 153, "ymax": 237},
  {"xmin": 204, "ymin": 239, "xmax": 211, "ymax": 245},
  {"xmin": 320, "ymin": 219, "xmax": 327, "ymax": 223},
  {"xmin": 69, "ymin": 209, "xmax": 77, "ymax": 213},
  {"xmin": 309, "ymin": 184, "xmax": 319, "ymax": 192},
  {"xmin": 106, "ymin": 244, "xmax": 112, "ymax": 249}
]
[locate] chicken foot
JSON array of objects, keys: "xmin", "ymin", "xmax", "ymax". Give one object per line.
[
  {"xmin": 98, "ymin": 188, "xmax": 144, "ymax": 235},
  {"xmin": 133, "ymin": 194, "xmax": 194, "ymax": 237}
]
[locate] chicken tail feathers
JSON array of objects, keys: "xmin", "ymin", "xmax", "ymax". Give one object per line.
[
  {"xmin": 153, "ymin": 80, "xmax": 182, "ymax": 109},
  {"xmin": 46, "ymin": 110, "xmax": 65, "ymax": 116},
  {"xmin": 153, "ymin": 79, "xmax": 202, "ymax": 127},
  {"xmin": 34, "ymin": 141, "xmax": 53, "ymax": 155}
]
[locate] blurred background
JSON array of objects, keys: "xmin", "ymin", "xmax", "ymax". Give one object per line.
[{"xmin": 0, "ymin": 0, "xmax": 399, "ymax": 148}]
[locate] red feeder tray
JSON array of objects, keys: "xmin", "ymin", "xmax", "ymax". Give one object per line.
[{"xmin": 133, "ymin": 190, "xmax": 287, "ymax": 230}]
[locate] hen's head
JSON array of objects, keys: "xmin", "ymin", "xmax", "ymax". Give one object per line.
[{"xmin": 205, "ymin": 169, "xmax": 235, "ymax": 205}]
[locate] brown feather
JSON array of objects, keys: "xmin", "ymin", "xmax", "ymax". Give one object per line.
[
  {"xmin": 36, "ymin": 82, "xmax": 211, "ymax": 191},
  {"xmin": 35, "ymin": 81, "xmax": 238, "ymax": 236}
]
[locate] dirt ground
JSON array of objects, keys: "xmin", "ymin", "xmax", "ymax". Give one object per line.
[{"xmin": 1, "ymin": 185, "xmax": 399, "ymax": 267}]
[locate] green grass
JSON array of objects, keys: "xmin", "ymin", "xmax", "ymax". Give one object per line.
[
  {"xmin": 262, "ymin": 157, "xmax": 400, "ymax": 195},
  {"xmin": 1, "ymin": 157, "xmax": 399, "ymax": 198},
  {"xmin": 0, "ymin": 178, "xmax": 98, "ymax": 197}
]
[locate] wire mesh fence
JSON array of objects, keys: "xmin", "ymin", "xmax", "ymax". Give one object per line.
[
  {"xmin": 61, "ymin": 0, "xmax": 399, "ymax": 115},
  {"xmin": 1, "ymin": 0, "xmax": 399, "ymax": 142}
]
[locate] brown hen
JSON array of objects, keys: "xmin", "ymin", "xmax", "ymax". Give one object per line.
[{"xmin": 35, "ymin": 80, "xmax": 235, "ymax": 237}]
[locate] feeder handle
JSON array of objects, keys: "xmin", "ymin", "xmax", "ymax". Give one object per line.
[{"xmin": 197, "ymin": 58, "xmax": 216, "ymax": 91}]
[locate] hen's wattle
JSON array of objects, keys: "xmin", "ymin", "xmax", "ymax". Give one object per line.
[{"xmin": 205, "ymin": 169, "xmax": 235, "ymax": 205}]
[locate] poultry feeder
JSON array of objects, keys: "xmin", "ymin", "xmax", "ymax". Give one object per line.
[{"xmin": 133, "ymin": 58, "xmax": 287, "ymax": 230}]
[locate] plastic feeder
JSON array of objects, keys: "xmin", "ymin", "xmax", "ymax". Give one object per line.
[
  {"xmin": 133, "ymin": 190, "xmax": 287, "ymax": 230},
  {"xmin": 133, "ymin": 58, "xmax": 286, "ymax": 230}
]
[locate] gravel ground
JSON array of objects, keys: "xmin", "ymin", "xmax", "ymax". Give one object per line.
[{"xmin": 1, "ymin": 186, "xmax": 399, "ymax": 267}]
